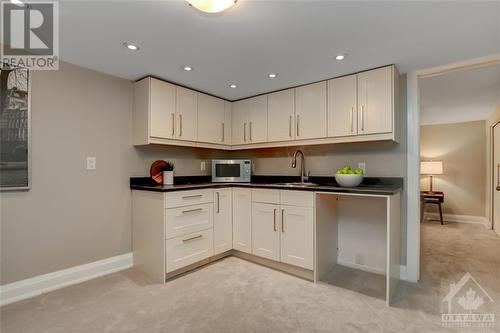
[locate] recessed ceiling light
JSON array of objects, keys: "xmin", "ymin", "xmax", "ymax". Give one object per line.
[
  {"xmin": 186, "ymin": 0, "xmax": 237, "ymax": 14},
  {"xmin": 229, "ymin": 84, "xmax": 237, "ymax": 89},
  {"xmin": 124, "ymin": 42, "xmax": 140, "ymax": 51},
  {"xmin": 268, "ymin": 73, "xmax": 277, "ymax": 78},
  {"xmin": 183, "ymin": 66, "xmax": 193, "ymax": 71},
  {"xmin": 335, "ymin": 54, "xmax": 346, "ymax": 60}
]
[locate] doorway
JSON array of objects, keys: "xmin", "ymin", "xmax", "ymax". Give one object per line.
[{"xmin": 493, "ymin": 121, "xmax": 500, "ymax": 236}]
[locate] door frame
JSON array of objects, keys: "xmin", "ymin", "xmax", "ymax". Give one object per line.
[
  {"xmin": 405, "ymin": 54, "xmax": 500, "ymax": 282},
  {"xmin": 491, "ymin": 120, "xmax": 500, "ymax": 235}
]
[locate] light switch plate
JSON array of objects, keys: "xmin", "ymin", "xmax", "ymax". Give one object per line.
[
  {"xmin": 86, "ymin": 157, "xmax": 96, "ymax": 170},
  {"xmin": 358, "ymin": 162, "xmax": 366, "ymax": 175},
  {"xmin": 200, "ymin": 161, "xmax": 206, "ymax": 171}
]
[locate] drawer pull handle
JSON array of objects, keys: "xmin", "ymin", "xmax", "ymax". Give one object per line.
[
  {"xmin": 182, "ymin": 208, "xmax": 203, "ymax": 214},
  {"xmin": 182, "ymin": 194, "xmax": 203, "ymax": 199},
  {"xmin": 182, "ymin": 235, "xmax": 203, "ymax": 243}
]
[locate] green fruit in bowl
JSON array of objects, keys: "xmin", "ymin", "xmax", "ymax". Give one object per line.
[{"xmin": 354, "ymin": 168, "xmax": 363, "ymax": 175}]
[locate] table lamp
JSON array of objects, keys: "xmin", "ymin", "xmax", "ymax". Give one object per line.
[{"xmin": 420, "ymin": 161, "xmax": 443, "ymax": 193}]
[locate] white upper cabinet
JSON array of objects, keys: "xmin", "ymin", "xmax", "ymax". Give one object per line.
[
  {"xmin": 267, "ymin": 89, "xmax": 295, "ymax": 142},
  {"xmin": 328, "ymin": 74, "xmax": 358, "ymax": 137},
  {"xmin": 197, "ymin": 93, "xmax": 225, "ymax": 144},
  {"xmin": 247, "ymin": 95, "xmax": 268, "ymax": 143},
  {"xmin": 295, "ymin": 81, "xmax": 327, "ymax": 140},
  {"xmin": 175, "ymin": 87, "xmax": 198, "ymax": 141},
  {"xmin": 231, "ymin": 100, "xmax": 248, "ymax": 145},
  {"xmin": 357, "ymin": 66, "xmax": 393, "ymax": 135},
  {"xmin": 224, "ymin": 101, "xmax": 232, "ymax": 145},
  {"xmin": 149, "ymin": 78, "xmax": 176, "ymax": 140}
]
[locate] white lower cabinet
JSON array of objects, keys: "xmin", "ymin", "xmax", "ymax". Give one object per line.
[
  {"xmin": 249, "ymin": 189, "xmax": 314, "ymax": 270},
  {"xmin": 252, "ymin": 203, "xmax": 280, "ymax": 261},
  {"xmin": 214, "ymin": 188, "xmax": 233, "ymax": 255},
  {"xmin": 280, "ymin": 205, "xmax": 314, "ymax": 270},
  {"xmin": 166, "ymin": 229, "xmax": 213, "ymax": 273},
  {"xmin": 232, "ymin": 188, "xmax": 252, "ymax": 253}
]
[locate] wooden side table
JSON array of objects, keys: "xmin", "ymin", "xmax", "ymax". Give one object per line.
[{"xmin": 420, "ymin": 191, "xmax": 445, "ymax": 225}]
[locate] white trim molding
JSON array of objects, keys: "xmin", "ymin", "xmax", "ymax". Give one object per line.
[
  {"xmin": 0, "ymin": 253, "xmax": 133, "ymax": 307},
  {"xmin": 424, "ymin": 213, "xmax": 491, "ymax": 228}
]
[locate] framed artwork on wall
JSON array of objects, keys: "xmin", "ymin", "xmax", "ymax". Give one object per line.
[{"xmin": 0, "ymin": 66, "xmax": 31, "ymax": 191}]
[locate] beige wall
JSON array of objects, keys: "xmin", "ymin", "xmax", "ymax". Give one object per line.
[
  {"xmin": 486, "ymin": 106, "xmax": 500, "ymax": 222},
  {"xmin": 420, "ymin": 121, "xmax": 487, "ymax": 217}
]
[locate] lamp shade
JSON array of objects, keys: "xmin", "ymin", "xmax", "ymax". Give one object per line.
[{"xmin": 420, "ymin": 161, "xmax": 443, "ymax": 175}]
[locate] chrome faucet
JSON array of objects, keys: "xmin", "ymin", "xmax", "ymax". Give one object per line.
[{"xmin": 292, "ymin": 150, "xmax": 308, "ymax": 183}]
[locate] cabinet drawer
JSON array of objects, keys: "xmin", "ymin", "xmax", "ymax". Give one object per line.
[
  {"xmin": 165, "ymin": 203, "xmax": 213, "ymax": 239},
  {"xmin": 166, "ymin": 189, "xmax": 213, "ymax": 208},
  {"xmin": 252, "ymin": 188, "xmax": 280, "ymax": 204},
  {"xmin": 165, "ymin": 229, "xmax": 213, "ymax": 273},
  {"xmin": 280, "ymin": 190, "xmax": 314, "ymax": 207}
]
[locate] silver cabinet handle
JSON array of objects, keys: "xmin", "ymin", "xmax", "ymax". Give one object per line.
[
  {"xmin": 182, "ymin": 194, "xmax": 202, "ymax": 199},
  {"xmin": 497, "ymin": 164, "xmax": 500, "ymax": 191},
  {"xmin": 273, "ymin": 208, "xmax": 277, "ymax": 232},
  {"xmin": 249, "ymin": 121, "xmax": 252, "ymax": 141},
  {"xmin": 221, "ymin": 123, "xmax": 225, "ymax": 142},
  {"xmin": 179, "ymin": 114, "xmax": 183, "ymax": 137},
  {"xmin": 350, "ymin": 107, "xmax": 354, "ymax": 133},
  {"xmin": 296, "ymin": 115, "xmax": 300, "ymax": 137},
  {"xmin": 281, "ymin": 209, "xmax": 285, "ymax": 232},
  {"xmin": 182, "ymin": 208, "xmax": 203, "ymax": 214},
  {"xmin": 243, "ymin": 123, "xmax": 247, "ymax": 142},
  {"xmin": 171, "ymin": 113, "xmax": 175, "ymax": 137},
  {"xmin": 289, "ymin": 116, "xmax": 292, "ymax": 137},
  {"xmin": 216, "ymin": 192, "xmax": 220, "ymax": 213},
  {"xmin": 361, "ymin": 105, "xmax": 365, "ymax": 131},
  {"xmin": 182, "ymin": 235, "xmax": 203, "ymax": 243}
]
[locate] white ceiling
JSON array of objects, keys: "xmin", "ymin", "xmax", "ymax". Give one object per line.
[
  {"xmin": 58, "ymin": 0, "xmax": 500, "ymax": 100},
  {"xmin": 420, "ymin": 64, "xmax": 500, "ymax": 125}
]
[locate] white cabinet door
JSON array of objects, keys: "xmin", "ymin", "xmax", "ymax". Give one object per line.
[
  {"xmin": 268, "ymin": 89, "xmax": 295, "ymax": 142},
  {"xmin": 150, "ymin": 78, "xmax": 176, "ymax": 139},
  {"xmin": 223, "ymin": 101, "xmax": 232, "ymax": 145},
  {"xmin": 231, "ymin": 100, "xmax": 248, "ymax": 145},
  {"xmin": 232, "ymin": 188, "xmax": 252, "ymax": 253},
  {"xmin": 214, "ymin": 188, "xmax": 233, "ymax": 255},
  {"xmin": 328, "ymin": 74, "xmax": 357, "ymax": 137},
  {"xmin": 357, "ymin": 66, "xmax": 393, "ymax": 135},
  {"xmin": 247, "ymin": 95, "xmax": 268, "ymax": 143},
  {"xmin": 295, "ymin": 82, "xmax": 327, "ymax": 140},
  {"xmin": 197, "ymin": 93, "xmax": 225, "ymax": 144},
  {"xmin": 280, "ymin": 205, "xmax": 314, "ymax": 270},
  {"xmin": 176, "ymin": 87, "xmax": 198, "ymax": 141},
  {"xmin": 252, "ymin": 203, "xmax": 280, "ymax": 261}
]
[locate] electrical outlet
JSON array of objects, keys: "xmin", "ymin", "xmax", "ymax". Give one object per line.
[
  {"xmin": 200, "ymin": 161, "xmax": 206, "ymax": 171},
  {"xmin": 358, "ymin": 162, "xmax": 366, "ymax": 174},
  {"xmin": 86, "ymin": 157, "xmax": 96, "ymax": 170}
]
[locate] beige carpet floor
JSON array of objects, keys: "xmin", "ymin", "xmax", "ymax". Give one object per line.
[{"xmin": 1, "ymin": 222, "xmax": 499, "ymax": 333}]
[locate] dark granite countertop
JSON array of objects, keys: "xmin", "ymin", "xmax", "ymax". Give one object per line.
[{"xmin": 130, "ymin": 175, "xmax": 403, "ymax": 196}]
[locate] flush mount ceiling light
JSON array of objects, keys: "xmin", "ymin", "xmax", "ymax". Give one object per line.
[
  {"xmin": 335, "ymin": 54, "xmax": 346, "ymax": 60},
  {"xmin": 10, "ymin": 0, "xmax": 24, "ymax": 6},
  {"xmin": 186, "ymin": 0, "xmax": 237, "ymax": 13},
  {"xmin": 268, "ymin": 73, "xmax": 277, "ymax": 78},
  {"xmin": 124, "ymin": 42, "xmax": 140, "ymax": 51},
  {"xmin": 229, "ymin": 84, "xmax": 237, "ymax": 88},
  {"xmin": 183, "ymin": 66, "xmax": 193, "ymax": 71}
]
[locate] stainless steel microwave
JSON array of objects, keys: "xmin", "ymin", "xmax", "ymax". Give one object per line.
[{"xmin": 212, "ymin": 160, "xmax": 251, "ymax": 183}]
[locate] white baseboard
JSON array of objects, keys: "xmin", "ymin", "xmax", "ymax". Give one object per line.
[
  {"xmin": 337, "ymin": 260, "xmax": 409, "ymax": 282},
  {"xmin": 424, "ymin": 213, "xmax": 490, "ymax": 228},
  {"xmin": 0, "ymin": 253, "xmax": 133, "ymax": 307}
]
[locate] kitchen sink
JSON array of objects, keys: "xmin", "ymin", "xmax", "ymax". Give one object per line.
[{"xmin": 274, "ymin": 182, "xmax": 318, "ymax": 187}]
